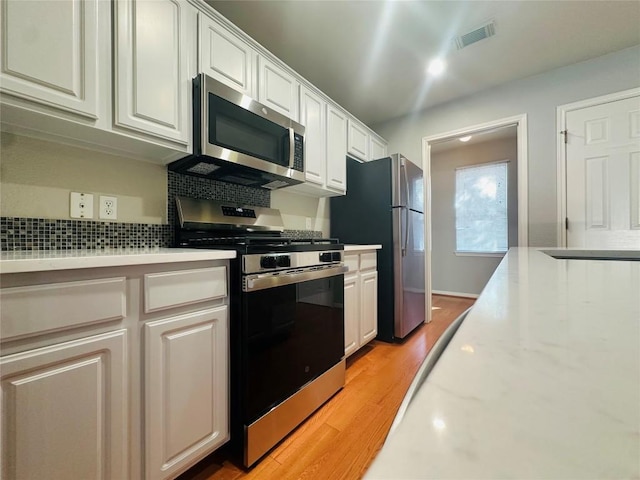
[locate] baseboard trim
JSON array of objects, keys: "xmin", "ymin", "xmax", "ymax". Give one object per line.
[{"xmin": 432, "ymin": 290, "xmax": 479, "ymax": 299}]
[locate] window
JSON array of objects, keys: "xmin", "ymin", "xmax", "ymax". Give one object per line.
[{"xmin": 455, "ymin": 161, "xmax": 508, "ymax": 254}]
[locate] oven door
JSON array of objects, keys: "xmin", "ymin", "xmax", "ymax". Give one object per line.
[{"xmin": 241, "ymin": 266, "xmax": 346, "ymax": 424}]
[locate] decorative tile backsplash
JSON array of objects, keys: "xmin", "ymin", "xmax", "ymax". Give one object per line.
[
  {"xmin": 0, "ymin": 217, "xmax": 172, "ymax": 251},
  {"xmin": 1, "ymin": 172, "xmax": 321, "ymax": 251}
]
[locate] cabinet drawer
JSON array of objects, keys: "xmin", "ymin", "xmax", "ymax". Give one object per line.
[
  {"xmin": 344, "ymin": 254, "xmax": 359, "ymax": 273},
  {"xmin": 360, "ymin": 252, "xmax": 377, "ymax": 271},
  {"xmin": 0, "ymin": 278, "xmax": 127, "ymax": 341},
  {"xmin": 144, "ymin": 266, "xmax": 227, "ymax": 313}
]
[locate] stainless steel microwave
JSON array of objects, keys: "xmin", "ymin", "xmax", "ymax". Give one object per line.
[{"xmin": 168, "ymin": 74, "xmax": 305, "ymax": 190}]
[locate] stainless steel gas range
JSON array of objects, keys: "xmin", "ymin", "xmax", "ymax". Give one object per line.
[{"xmin": 175, "ymin": 196, "xmax": 346, "ymax": 467}]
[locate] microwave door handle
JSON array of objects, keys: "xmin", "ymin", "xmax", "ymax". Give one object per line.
[{"xmin": 288, "ymin": 127, "xmax": 295, "ymax": 169}]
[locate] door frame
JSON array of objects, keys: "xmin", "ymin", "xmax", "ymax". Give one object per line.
[
  {"xmin": 556, "ymin": 87, "xmax": 640, "ymax": 247},
  {"xmin": 422, "ymin": 114, "xmax": 529, "ymax": 320}
]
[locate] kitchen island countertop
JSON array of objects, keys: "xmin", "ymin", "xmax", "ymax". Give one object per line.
[
  {"xmin": 0, "ymin": 248, "xmax": 236, "ymax": 274},
  {"xmin": 366, "ymin": 247, "xmax": 640, "ymax": 479}
]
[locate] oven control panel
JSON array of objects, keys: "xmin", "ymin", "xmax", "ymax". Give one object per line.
[
  {"xmin": 244, "ymin": 250, "xmax": 343, "ymax": 274},
  {"xmin": 260, "ymin": 255, "xmax": 291, "ymax": 269},
  {"xmin": 319, "ymin": 252, "xmax": 342, "ymax": 263}
]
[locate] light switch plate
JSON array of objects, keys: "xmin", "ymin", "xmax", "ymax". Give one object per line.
[{"xmin": 70, "ymin": 192, "xmax": 94, "ymax": 219}]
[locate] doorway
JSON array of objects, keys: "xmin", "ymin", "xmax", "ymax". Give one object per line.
[
  {"xmin": 422, "ymin": 115, "xmax": 529, "ymax": 315},
  {"xmin": 557, "ymin": 88, "xmax": 640, "ymax": 248}
]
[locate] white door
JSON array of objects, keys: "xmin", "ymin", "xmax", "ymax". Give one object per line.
[
  {"xmin": 343, "ymin": 271, "xmax": 359, "ymax": 357},
  {"xmin": 360, "ymin": 270, "xmax": 378, "ymax": 345},
  {"xmin": 566, "ymin": 95, "xmax": 640, "ymax": 248},
  {"xmin": 257, "ymin": 56, "xmax": 298, "ymax": 120}
]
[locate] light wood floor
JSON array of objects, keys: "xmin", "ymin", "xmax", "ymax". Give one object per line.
[{"xmin": 179, "ymin": 294, "xmax": 475, "ymax": 480}]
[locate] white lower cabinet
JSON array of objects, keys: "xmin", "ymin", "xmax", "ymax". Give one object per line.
[
  {"xmin": 0, "ymin": 329, "xmax": 128, "ymax": 480},
  {"xmin": 0, "ymin": 259, "xmax": 231, "ymax": 480},
  {"xmin": 344, "ymin": 251, "xmax": 378, "ymax": 357},
  {"xmin": 144, "ymin": 307, "xmax": 229, "ymax": 480}
]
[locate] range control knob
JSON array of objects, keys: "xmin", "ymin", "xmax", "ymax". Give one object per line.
[
  {"xmin": 276, "ymin": 255, "xmax": 291, "ymax": 268},
  {"xmin": 332, "ymin": 251, "xmax": 342, "ymax": 262},
  {"xmin": 319, "ymin": 252, "xmax": 333, "ymax": 262},
  {"xmin": 260, "ymin": 256, "xmax": 277, "ymax": 269}
]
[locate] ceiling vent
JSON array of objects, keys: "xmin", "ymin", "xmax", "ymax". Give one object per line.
[{"xmin": 455, "ymin": 20, "xmax": 496, "ymax": 50}]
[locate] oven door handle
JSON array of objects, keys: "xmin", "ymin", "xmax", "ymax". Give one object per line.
[{"xmin": 244, "ymin": 265, "xmax": 347, "ymax": 292}]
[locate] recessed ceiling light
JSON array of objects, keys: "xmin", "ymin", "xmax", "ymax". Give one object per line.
[
  {"xmin": 459, "ymin": 136, "xmax": 472, "ymax": 142},
  {"xmin": 427, "ymin": 58, "xmax": 446, "ymax": 76}
]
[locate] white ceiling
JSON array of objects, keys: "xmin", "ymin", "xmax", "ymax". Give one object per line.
[{"xmin": 206, "ymin": 0, "xmax": 640, "ymax": 126}]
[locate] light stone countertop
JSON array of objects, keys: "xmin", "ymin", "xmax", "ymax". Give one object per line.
[
  {"xmin": 366, "ymin": 247, "xmax": 640, "ymax": 479},
  {"xmin": 0, "ymin": 248, "xmax": 236, "ymax": 274},
  {"xmin": 343, "ymin": 244, "xmax": 382, "ymax": 252}
]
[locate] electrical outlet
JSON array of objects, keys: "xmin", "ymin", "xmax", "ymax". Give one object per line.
[
  {"xmin": 99, "ymin": 196, "xmax": 118, "ymax": 220},
  {"xmin": 305, "ymin": 217, "xmax": 312, "ymax": 230},
  {"xmin": 70, "ymin": 192, "xmax": 94, "ymax": 219}
]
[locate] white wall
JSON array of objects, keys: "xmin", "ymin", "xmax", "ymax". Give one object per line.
[
  {"xmin": 0, "ymin": 132, "xmax": 330, "ymax": 235},
  {"xmin": 0, "ymin": 133, "xmax": 168, "ymax": 224},
  {"xmin": 431, "ymin": 135, "xmax": 517, "ymax": 295},
  {"xmin": 373, "ymin": 45, "xmax": 640, "ymax": 247}
]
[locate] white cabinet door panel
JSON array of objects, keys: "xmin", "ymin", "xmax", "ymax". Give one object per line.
[
  {"xmin": 300, "ymin": 85, "xmax": 326, "ymax": 186},
  {"xmin": 347, "ymin": 119, "xmax": 369, "ymax": 161},
  {"xmin": 360, "ymin": 270, "xmax": 378, "ymax": 344},
  {"xmin": 0, "ymin": 0, "xmax": 98, "ymax": 117},
  {"xmin": 258, "ymin": 57, "xmax": 298, "ymax": 119},
  {"xmin": 326, "ymin": 104, "xmax": 347, "ymax": 192},
  {"xmin": 0, "ymin": 330, "xmax": 128, "ymax": 480},
  {"xmin": 344, "ymin": 272, "xmax": 359, "ymax": 357},
  {"xmin": 370, "ymin": 135, "xmax": 388, "ymax": 161},
  {"xmin": 199, "ymin": 15, "xmax": 256, "ymax": 97},
  {"xmin": 145, "ymin": 307, "xmax": 229, "ymax": 480},
  {"xmin": 114, "ymin": 0, "xmax": 195, "ymax": 144}
]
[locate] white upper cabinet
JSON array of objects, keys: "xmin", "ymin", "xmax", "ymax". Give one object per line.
[
  {"xmin": 199, "ymin": 14, "xmax": 256, "ymax": 97},
  {"xmin": 114, "ymin": 0, "xmax": 196, "ymax": 145},
  {"xmin": 326, "ymin": 104, "xmax": 347, "ymax": 192},
  {"xmin": 288, "ymin": 94, "xmax": 347, "ymax": 197},
  {"xmin": 0, "ymin": 0, "xmax": 99, "ymax": 118},
  {"xmin": 348, "ymin": 118, "xmax": 369, "ymax": 161},
  {"xmin": 370, "ymin": 133, "xmax": 388, "ymax": 161},
  {"xmin": 299, "ymin": 85, "xmax": 326, "ymax": 187},
  {"xmin": 257, "ymin": 56, "xmax": 298, "ymax": 120}
]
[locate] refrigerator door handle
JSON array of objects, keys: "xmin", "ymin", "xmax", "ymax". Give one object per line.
[
  {"xmin": 401, "ymin": 161, "xmax": 410, "ymax": 256},
  {"xmin": 403, "ymin": 207, "xmax": 409, "ymax": 257}
]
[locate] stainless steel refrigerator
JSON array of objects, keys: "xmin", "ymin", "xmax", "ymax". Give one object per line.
[{"xmin": 331, "ymin": 154, "xmax": 425, "ymax": 342}]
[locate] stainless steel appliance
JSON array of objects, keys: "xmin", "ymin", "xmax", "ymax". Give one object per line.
[
  {"xmin": 330, "ymin": 154, "xmax": 425, "ymax": 342},
  {"xmin": 168, "ymin": 74, "xmax": 305, "ymax": 190},
  {"xmin": 175, "ymin": 196, "xmax": 346, "ymax": 467}
]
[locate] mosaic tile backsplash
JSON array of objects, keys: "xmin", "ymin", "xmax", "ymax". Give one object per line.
[
  {"xmin": 0, "ymin": 217, "xmax": 172, "ymax": 251},
  {"xmin": 1, "ymin": 172, "xmax": 321, "ymax": 251}
]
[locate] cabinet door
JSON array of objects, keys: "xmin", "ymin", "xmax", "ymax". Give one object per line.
[
  {"xmin": 360, "ymin": 270, "xmax": 378, "ymax": 345},
  {"xmin": 145, "ymin": 307, "xmax": 229, "ymax": 480},
  {"xmin": 257, "ymin": 56, "xmax": 298, "ymax": 120},
  {"xmin": 300, "ymin": 85, "xmax": 326, "ymax": 186},
  {"xmin": 1, "ymin": 330, "xmax": 128, "ymax": 480},
  {"xmin": 344, "ymin": 272, "xmax": 360, "ymax": 357},
  {"xmin": 0, "ymin": 0, "xmax": 99, "ymax": 118},
  {"xmin": 199, "ymin": 14, "xmax": 256, "ymax": 97},
  {"xmin": 114, "ymin": 0, "xmax": 196, "ymax": 145},
  {"xmin": 370, "ymin": 134, "xmax": 388, "ymax": 161},
  {"xmin": 347, "ymin": 118, "xmax": 369, "ymax": 161},
  {"xmin": 326, "ymin": 104, "xmax": 347, "ymax": 193}
]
